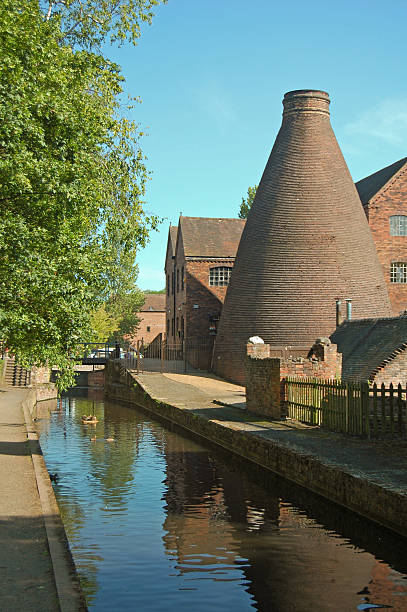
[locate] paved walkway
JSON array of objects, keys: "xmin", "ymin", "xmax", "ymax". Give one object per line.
[
  {"xmin": 136, "ymin": 371, "xmax": 407, "ymax": 496},
  {"xmin": 0, "ymin": 385, "xmax": 60, "ymax": 610},
  {"xmin": 0, "ymin": 385, "xmax": 85, "ymax": 611}
]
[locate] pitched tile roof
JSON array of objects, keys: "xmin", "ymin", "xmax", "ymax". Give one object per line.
[
  {"xmin": 355, "ymin": 157, "xmax": 407, "ymax": 205},
  {"xmin": 330, "ymin": 316, "xmax": 407, "ymax": 381},
  {"xmin": 168, "ymin": 225, "xmax": 178, "ymax": 257},
  {"xmin": 179, "ymin": 216, "xmax": 246, "ymax": 258},
  {"xmin": 140, "ymin": 293, "xmax": 166, "ymax": 312}
]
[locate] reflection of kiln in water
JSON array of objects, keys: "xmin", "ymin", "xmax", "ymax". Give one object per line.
[
  {"xmin": 160, "ymin": 434, "xmax": 275, "ymax": 577},
  {"xmin": 160, "ymin": 432, "xmax": 407, "ymax": 611},
  {"xmin": 36, "ymin": 394, "xmax": 407, "ymax": 610}
]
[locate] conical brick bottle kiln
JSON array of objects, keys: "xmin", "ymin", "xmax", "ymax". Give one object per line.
[{"xmin": 213, "ymin": 90, "xmax": 392, "ymax": 384}]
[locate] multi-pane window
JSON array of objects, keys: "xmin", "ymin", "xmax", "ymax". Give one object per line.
[
  {"xmin": 209, "ymin": 266, "xmax": 232, "ymax": 286},
  {"xmin": 391, "ymin": 262, "xmax": 407, "ymax": 283},
  {"xmin": 390, "ymin": 216, "xmax": 407, "ymax": 236}
]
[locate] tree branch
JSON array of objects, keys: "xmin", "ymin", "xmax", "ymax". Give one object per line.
[{"xmin": 46, "ymin": 2, "xmax": 54, "ymax": 20}]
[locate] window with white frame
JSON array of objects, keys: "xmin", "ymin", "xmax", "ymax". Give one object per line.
[
  {"xmin": 209, "ymin": 266, "xmax": 232, "ymax": 286},
  {"xmin": 391, "ymin": 262, "xmax": 407, "ymax": 283},
  {"xmin": 390, "ymin": 216, "xmax": 407, "ymax": 236}
]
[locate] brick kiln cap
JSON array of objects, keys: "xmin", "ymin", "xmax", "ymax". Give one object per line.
[{"xmin": 283, "ymin": 89, "xmax": 330, "ymax": 116}]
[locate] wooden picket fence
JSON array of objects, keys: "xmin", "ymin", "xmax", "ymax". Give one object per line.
[{"xmin": 285, "ymin": 377, "xmax": 407, "ymax": 439}]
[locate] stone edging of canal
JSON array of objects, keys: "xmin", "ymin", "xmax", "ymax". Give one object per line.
[
  {"xmin": 22, "ymin": 388, "xmax": 87, "ymax": 612},
  {"xmin": 104, "ymin": 361, "xmax": 407, "ymax": 540}
]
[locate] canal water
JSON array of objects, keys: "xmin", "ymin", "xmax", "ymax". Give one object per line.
[{"xmin": 36, "ymin": 393, "xmax": 407, "ymax": 611}]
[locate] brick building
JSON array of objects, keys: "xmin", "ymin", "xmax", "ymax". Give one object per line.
[
  {"xmin": 164, "ymin": 216, "xmax": 245, "ymax": 344},
  {"xmin": 213, "ymin": 90, "xmax": 392, "ymax": 385},
  {"xmin": 356, "ymin": 157, "xmax": 407, "ymax": 315},
  {"xmin": 127, "ymin": 293, "xmax": 166, "ymax": 346},
  {"xmin": 331, "ymin": 316, "xmax": 407, "ymax": 385}
]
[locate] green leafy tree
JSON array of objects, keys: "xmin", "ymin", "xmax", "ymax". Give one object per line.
[
  {"xmin": 89, "ymin": 306, "xmax": 119, "ymax": 342},
  {"xmin": 0, "ymin": 0, "xmax": 163, "ymax": 389},
  {"xmin": 238, "ymin": 185, "xmax": 258, "ymax": 219},
  {"xmin": 40, "ymin": 0, "xmax": 162, "ymax": 49},
  {"xmin": 106, "ymin": 289, "xmax": 145, "ymax": 341}
]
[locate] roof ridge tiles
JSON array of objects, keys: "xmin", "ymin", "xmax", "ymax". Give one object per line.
[
  {"xmin": 356, "ymin": 157, "xmax": 407, "ymax": 205},
  {"xmin": 370, "ymin": 341, "xmax": 407, "ymax": 380},
  {"xmin": 376, "ymin": 161, "xmax": 407, "ymax": 201}
]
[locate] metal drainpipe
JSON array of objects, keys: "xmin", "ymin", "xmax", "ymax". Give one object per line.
[
  {"xmin": 336, "ymin": 300, "xmax": 342, "ymax": 327},
  {"xmin": 346, "ymin": 299, "xmax": 352, "ymax": 321}
]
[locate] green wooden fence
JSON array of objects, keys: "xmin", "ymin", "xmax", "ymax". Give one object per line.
[{"xmin": 285, "ymin": 377, "xmax": 407, "ymax": 438}]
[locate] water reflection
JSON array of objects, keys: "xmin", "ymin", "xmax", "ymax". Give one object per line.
[{"xmin": 36, "ymin": 395, "xmax": 407, "ymax": 611}]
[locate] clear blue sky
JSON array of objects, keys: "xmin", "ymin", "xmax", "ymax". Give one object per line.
[{"xmin": 107, "ymin": 0, "xmax": 407, "ymax": 290}]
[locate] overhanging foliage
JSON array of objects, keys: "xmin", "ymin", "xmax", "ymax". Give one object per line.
[{"xmin": 0, "ymin": 0, "xmax": 163, "ymax": 389}]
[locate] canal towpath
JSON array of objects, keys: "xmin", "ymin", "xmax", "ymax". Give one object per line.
[
  {"xmin": 115, "ymin": 368, "xmax": 407, "ymax": 538},
  {"xmin": 0, "ymin": 383, "xmax": 86, "ymax": 612}
]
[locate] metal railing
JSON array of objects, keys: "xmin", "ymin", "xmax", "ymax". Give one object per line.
[
  {"xmin": 120, "ymin": 337, "xmax": 215, "ymax": 374},
  {"xmin": 71, "ymin": 341, "xmax": 112, "ymax": 360}
]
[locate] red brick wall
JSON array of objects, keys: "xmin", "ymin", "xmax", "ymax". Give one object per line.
[
  {"xmin": 88, "ymin": 369, "xmax": 105, "ymax": 387},
  {"xmin": 165, "ymin": 231, "xmax": 176, "ymax": 341},
  {"xmin": 35, "ymin": 385, "xmax": 58, "ymax": 401},
  {"xmin": 172, "ymin": 235, "xmax": 187, "ymax": 341},
  {"xmin": 130, "ymin": 311, "xmax": 165, "ymax": 345},
  {"xmin": 365, "ymin": 167, "xmax": 407, "ymax": 315},
  {"xmin": 280, "ymin": 344, "xmax": 342, "ymax": 379},
  {"xmin": 165, "ymin": 226, "xmax": 236, "ymax": 345},
  {"xmin": 185, "ymin": 261, "xmax": 232, "ymax": 340},
  {"xmin": 165, "ymin": 230, "xmax": 187, "ymax": 342},
  {"xmin": 245, "ymin": 354, "xmax": 283, "ymax": 418},
  {"xmin": 373, "ymin": 349, "xmax": 407, "ymax": 386},
  {"xmin": 245, "ymin": 342, "xmax": 342, "ymax": 419},
  {"xmin": 31, "ymin": 366, "xmax": 51, "ymax": 384},
  {"xmin": 247, "ymin": 344, "xmax": 271, "ymax": 358}
]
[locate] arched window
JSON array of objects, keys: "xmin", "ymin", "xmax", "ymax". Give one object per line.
[
  {"xmin": 209, "ymin": 266, "xmax": 232, "ymax": 287},
  {"xmin": 391, "ymin": 262, "xmax": 407, "ymax": 283},
  {"xmin": 390, "ymin": 216, "xmax": 407, "ymax": 236}
]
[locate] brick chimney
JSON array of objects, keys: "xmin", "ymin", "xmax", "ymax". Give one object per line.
[
  {"xmin": 213, "ymin": 89, "xmax": 392, "ymax": 385},
  {"xmin": 282, "ymin": 89, "xmax": 330, "ymax": 117}
]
